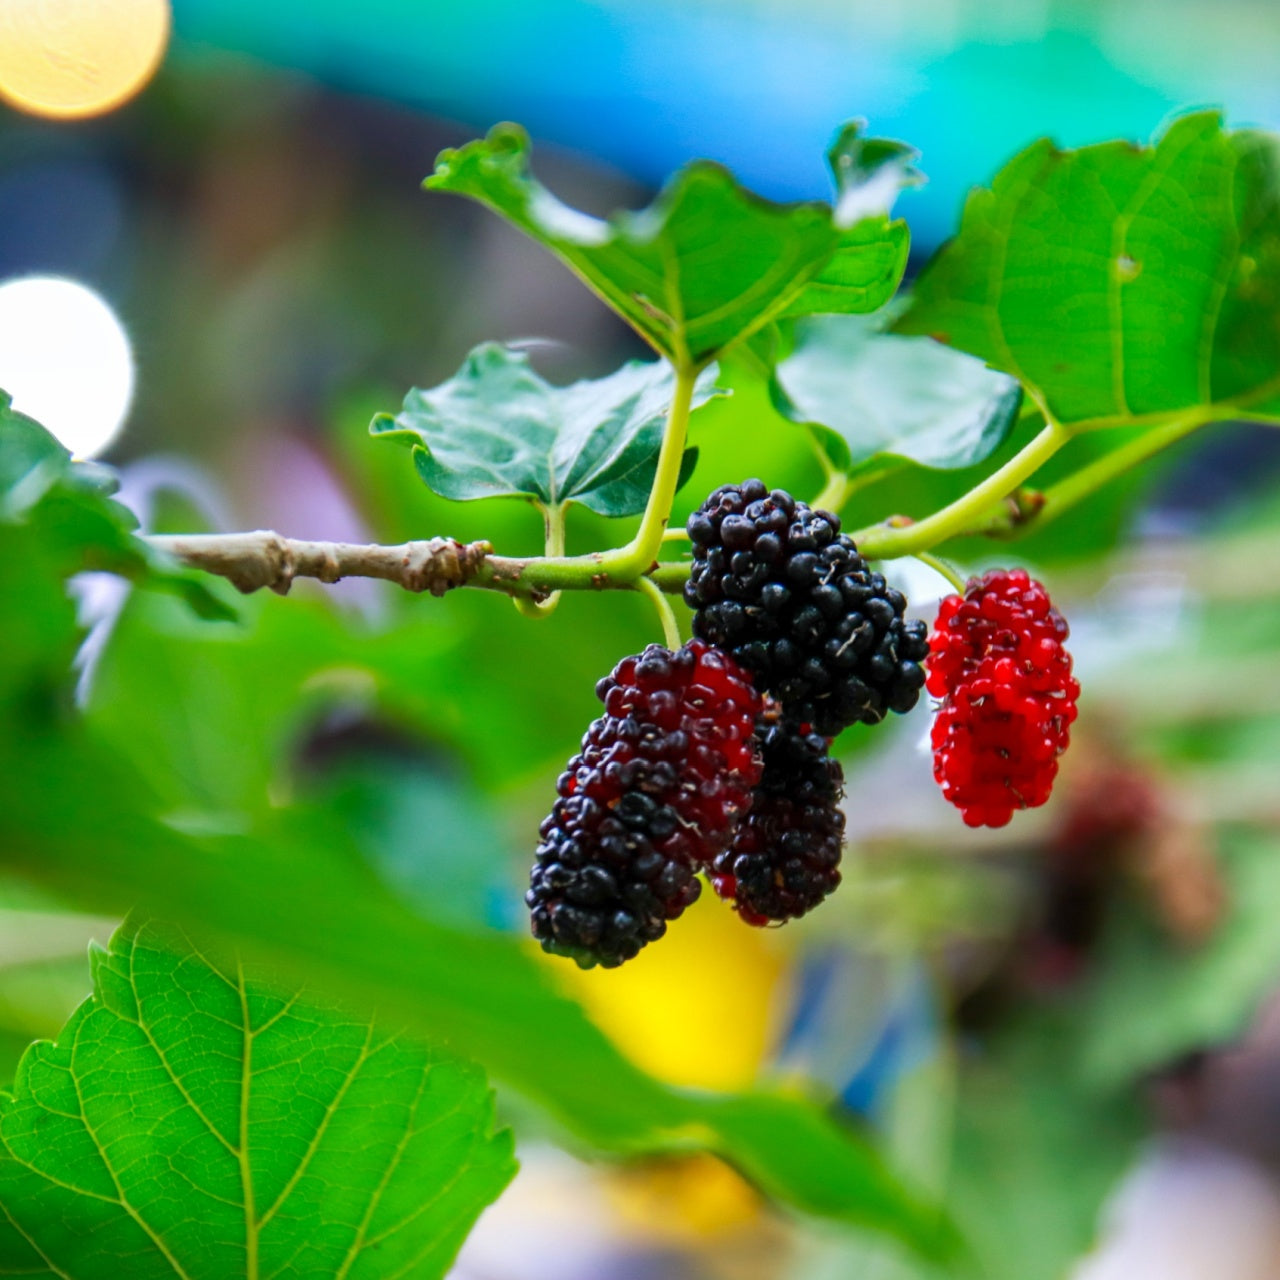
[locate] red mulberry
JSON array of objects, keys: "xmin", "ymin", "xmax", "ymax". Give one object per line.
[
  {"xmin": 528, "ymin": 641, "xmax": 763, "ymax": 967},
  {"xmin": 927, "ymin": 568, "xmax": 1079, "ymax": 828}
]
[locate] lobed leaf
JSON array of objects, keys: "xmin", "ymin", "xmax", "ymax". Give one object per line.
[
  {"xmin": 771, "ymin": 314, "xmax": 1022, "ymax": 473},
  {"xmin": 0, "ymin": 917, "xmax": 516, "ymax": 1279},
  {"xmin": 898, "ymin": 112, "xmax": 1280, "ymax": 430},
  {"xmin": 370, "ymin": 344, "xmax": 712, "ymax": 517},
  {"xmin": 426, "ymin": 123, "xmax": 911, "ymax": 370}
]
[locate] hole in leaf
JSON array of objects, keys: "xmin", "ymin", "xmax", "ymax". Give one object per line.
[{"xmin": 1115, "ymin": 255, "xmax": 1142, "ymax": 283}]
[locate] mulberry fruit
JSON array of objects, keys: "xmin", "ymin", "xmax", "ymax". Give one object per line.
[
  {"xmin": 684, "ymin": 480, "xmax": 929, "ymax": 737},
  {"xmin": 528, "ymin": 641, "xmax": 763, "ymax": 967},
  {"xmin": 711, "ymin": 719, "xmax": 845, "ymax": 924},
  {"xmin": 927, "ymin": 568, "xmax": 1079, "ymax": 828}
]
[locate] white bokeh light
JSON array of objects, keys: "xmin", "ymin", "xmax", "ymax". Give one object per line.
[{"xmin": 0, "ymin": 275, "xmax": 135, "ymax": 458}]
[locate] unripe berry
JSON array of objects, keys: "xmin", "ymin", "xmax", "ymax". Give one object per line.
[{"xmin": 927, "ymin": 568, "xmax": 1079, "ymax": 828}]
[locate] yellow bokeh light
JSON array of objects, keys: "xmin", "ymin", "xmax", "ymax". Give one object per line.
[
  {"xmin": 554, "ymin": 891, "xmax": 785, "ymax": 1091},
  {"xmin": 0, "ymin": 0, "xmax": 170, "ymax": 120}
]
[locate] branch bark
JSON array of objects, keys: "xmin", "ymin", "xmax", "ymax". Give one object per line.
[
  {"xmin": 147, "ymin": 530, "xmax": 696, "ymax": 599},
  {"xmin": 148, "ymin": 531, "xmax": 492, "ymax": 596}
]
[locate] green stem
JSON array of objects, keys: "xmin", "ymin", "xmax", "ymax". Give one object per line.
[
  {"xmin": 485, "ymin": 365, "xmax": 697, "ymax": 598},
  {"xmin": 648, "ymin": 562, "xmax": 692, "ymax": 594},
  {"xmin": 634, "ymin": 574, "xmax": 682, "ymax": 649},
  {"xmin": 513, "ymin": 502, "xmax": 566, "ymax": 618},
  {"xmin": 811, "ymin": 463, "xmax": 901, "ymax": 516},
  {"xmin": 812, "ymin": 470, "xmax": 853, "ymax": 514},
  {"xmin": 852, "ymin": 421, "xmax": 1072, "ymax": 559},
  {"xmin": 916, "ymin": 553, "xmax": 967, "ymax": 594},
  {"xmin": 807, "ymin": 425, "xmax": 840, "ymax": 480},
  {"xmin": 595, "ymin": 365, "xmax": 697, "ymax": 578},
  {"xmin": 1003, "ymin": 410, "xmax": 1207, "ymax": 532},
  {"xmin": 155, "ymin": 410, "xmax": 1215, "ymax": 602}
]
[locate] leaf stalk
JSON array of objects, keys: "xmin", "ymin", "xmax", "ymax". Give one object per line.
[
  {"xmin": 634, "ymin": 575, "xmax": 682, "ymax": 649},
  {"xmin": 852, "ymin": 421, "xmax": 1073, "ymax": 558},
  {"xmin": 513, "ymin": 502, "xmax": 567, "ymax": 618},
  {"xmin": 593, "ymin": 364, "xmax": 698, "ymax": 579},
  {"xmin": 915, "ymin": 553, "xmax": 967, "ymax": 595}
]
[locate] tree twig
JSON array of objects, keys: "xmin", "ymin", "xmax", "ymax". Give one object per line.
[
  {"xmin": 148, "ymin": 531, "xmax": 492, "ymax": 597},
  {"xmin": 147, "ymin": 530, "xmax": 697, "ymax": 599}
]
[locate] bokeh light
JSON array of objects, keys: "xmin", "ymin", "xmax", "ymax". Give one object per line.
[
  {"xmin": 0, "ymin": 276, "xmax": 134, "ymax": 458},
  {"xmin": 0, "ymin": 0, "xmax": 170, "ymax": 120}
]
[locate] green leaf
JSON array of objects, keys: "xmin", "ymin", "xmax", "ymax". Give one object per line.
[
  {"xmin": 898, "ymin": 112, "xmax": 1280, "ymax": 429},
  {"xmin": 0, "ymin": 393, "xmax": 119, "ymax": 518},
  {"xmin": 0, "ymin": 393, "xmax": 235, "ymax": 622},
  {"xmin": 771, "ymin": 315, "xmax": 1023, "ymax": 473},
  {"xmin": 370, "ymin": 344, "xmax": 711, "ymax": 517},
  {"xmin": 426, "ymin": 123, "xmax": 910, "ymax": 370},
  {"xmin": 782, "ymin": 124, "xmax": 923, "ymax": 321},
  {"xmin": 0, "ymin": 907, "xmax": 99, "ymax": 1088},
  {"xmin": 0, "ymin": 916, "xmax": 516, "ymax": 1279}
]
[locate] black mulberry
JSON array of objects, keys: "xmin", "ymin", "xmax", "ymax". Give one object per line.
[
  {"xmin": 528, "ymin": 641, "xmax": 763, "ymax": 968},
  {"xmin": 684, "ymin": 480, "xmax": 929, "ymax": 737},
  {"xmin": 711, "ymin": 719, "xmax": 845, "ymax": 924}
]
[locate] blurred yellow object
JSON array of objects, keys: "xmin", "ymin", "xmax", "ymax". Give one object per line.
[
  {"xmin": 559, "ymin": 890, "xmax": 785, "ymax": 1090},
  {"xmin": 0, "ymin": 0, "xmax": 170, "ymax": 120},
  {"xmin": 608, "ymin": 1154, "xmax": 773, "ymax": 1248}
]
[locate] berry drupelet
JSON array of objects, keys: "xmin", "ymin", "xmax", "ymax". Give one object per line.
[
  {"xmin": 528, "ymin": 641, "xmax": 762, "ymax": 968},
  {"xmin": 927, "ymin": 568, "xmax": 1079, "ymax": 828},
  {"xmin": 711, "ymin": 719, "xmax": 846, "ymax": 924},
  {"xmin": 684, "ymin": 480, "xmax": 929, "ymax": 738}
]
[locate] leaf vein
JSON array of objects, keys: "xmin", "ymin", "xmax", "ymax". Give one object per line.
[
  {"xmin": 66, "ymin": 1019, "xmax": 196, "ymax": 1280},
  {"xmin": 331, "ymin": 1063, "xmax": 436, "ymax": 1280},
  {"xmin": 126, "ymin": 930, "xmax": 238, "ymax": 1159},
  {"xmin": 1199, "ymin": 141, "xmax": 1244, "ymax": 404},
  {"xmin": 1106, "ymin": 121, "xmax": 1202, "ymax": 418},
  {"xmin": 0, "ymin": 1198, "xmax": 73, "ymax": 1279},
  {"xmin": 255, "ymin": 1021, "xmax": 383, "ymax": 1234}
]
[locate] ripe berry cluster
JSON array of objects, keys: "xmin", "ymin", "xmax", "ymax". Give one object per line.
[
  {"xmin": 684, "ymin": 480, "xmax": 929, "ymax": 738},
  {"xmin": 528, "ymin": 640, "xmax": 762, "ymax": 968},
  {"xmin": 530, "ymin": 479, "xmax": 896, "ymax": 968},
  {"xmin": 927, "ymin": 568, "xmax": 1079, "ymax": 828},
  {"xmin": 528, "ymin": 481, "xmax": 1082, "ymax": 968}
]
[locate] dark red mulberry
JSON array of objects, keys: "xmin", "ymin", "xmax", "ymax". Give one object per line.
[
  {"xmin": 711, "ymin": 719, "xmax": 845, "ymax": 924},
  {"xmin": 684, "ymin": 480, "xmax": 928, "ymax": 737},
  {"xmin": 528, "ymin": 641, "xmax": 763, "ymax": 968},
  {"xmin": 927, "ymin": 568, "xmax": 1079, "ymax": 828}
]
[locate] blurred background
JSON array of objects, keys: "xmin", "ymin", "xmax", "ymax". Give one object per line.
[{"xmin": 5, "ymin": 2, "xmax": 1280, "ymax": 1278}]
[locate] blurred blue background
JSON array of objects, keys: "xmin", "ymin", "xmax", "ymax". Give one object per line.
[{"xmin": 166, "ymin": 0, "xmax": 1275, "ymax": 249}]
